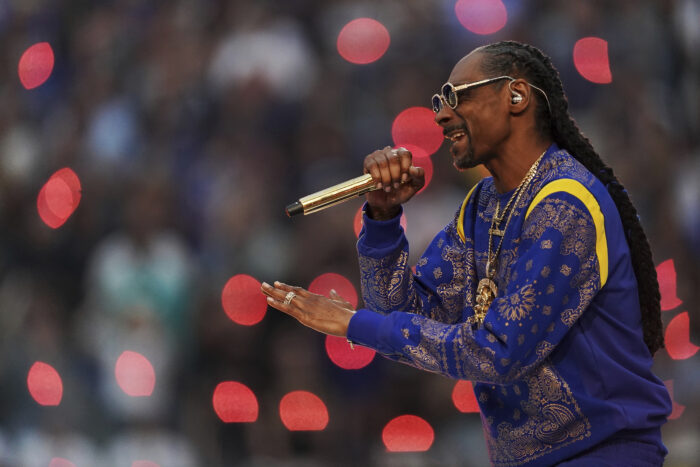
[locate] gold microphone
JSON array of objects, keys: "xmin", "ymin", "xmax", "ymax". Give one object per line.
[{"xmin": 285, "ymin": 173, "xmax": 379, "ymax": 217}]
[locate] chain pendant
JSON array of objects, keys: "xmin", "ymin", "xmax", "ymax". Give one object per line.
[
  {"xmin": 474, "ymin": 277, "xmax": 498, "ymax": 325},
  {"xmin": 472, "ymin": 149, "xmax": 545, "ymax": 327},
  {"xmin": 492, "ymin": 203, "xmax": 503, "ymax": 224}
]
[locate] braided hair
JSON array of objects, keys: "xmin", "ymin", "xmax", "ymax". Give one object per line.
[{"xmin": 478, "ymin": 41, "xmax": 664, "ymax": 355}]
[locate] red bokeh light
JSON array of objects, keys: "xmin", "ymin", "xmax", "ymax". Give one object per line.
[
  {"xmin": 354, "ymin": 206, "xmax": 364, "ymax": 237},
  {"xmin": 27, "ymin": 361, "xmax": 63, "ymax": 406},
  {"xmin": 452, "ymin": 380, "xmax": 480, "ymax": 413},
  {"xmin": 656, "ymin": 259, "xmax": 683, "ymax": 311},
  {"xmin": 212, "ymin": 381, "xmax": 259, "ymax": 423},
  {"xmin": 396, "ymin": 143, "xmax": 428, "ymax": 161},
  {"xmin": 132, "ymin": 462, "xmax": 160, "ymax": 467},
  {"xmin": 45, "ymin": 177, "xmax": 74, "ymax": 219},
  {"xmin": 664, "ymin": 311, "xmax": 699, "ymax": 360},
  {"xmin": 115, "ymin": 351, "xmax": 156, "ymax": 397},
  {"xmin": 37, "ymin": 168, "xmax": 82, "ymax": 229},
  {"xmin": 279, "ymin": 391, "xmax": 329, "ymax": 431},
  {"xmin": 573, "ymin": 37, "xmax": 612, "ymax": 84},
  {"xmin": 18, "ymin": 42, "xmax": 55, "ymax": 90},
  {"xmin": 49, "ymin": 459, "xmax": 77, "ymax": 467},
  {"xmin": 309, "ymin": 272, "xmax": 358, "ymax": 309},
  {"xmin": 382, "ymin": 414, "xmax": 434, "ymax": 452},
  {"xmin": 337, "ymin": 18, "xmax": 390, "ymax": 65},
  {"xmin": 354, "ymin": 206, "xmax": 408, "ymax": 238},
  {"xmin": 53, "ymin": 167, "xmax": 82, "ymax": 194},
  {"xmin": 455, "ymin": 0, "xmax": 508, "ymax": 35},
  {"xmin": 664, "ymin": 380, "xmax": 685, "ymax": 420},
  {"xmin": 392, "ymin": 107, "xmax": 443, "ymax": 157},
  {"xmin": 221, "ymin": 274, "xmax": 267, "ymax": 326},
  {"xmin": 325, "ymin": 335, "xmax": 375, "ymax": 370}
]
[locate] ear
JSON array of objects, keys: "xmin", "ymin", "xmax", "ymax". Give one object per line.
[{"xmin": 508, "ymin": 79, "xmax": 530, "ymax": 114}]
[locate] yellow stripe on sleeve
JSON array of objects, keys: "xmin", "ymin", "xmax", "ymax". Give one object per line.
[
  {"xmin": 457, "ymin": 183, "xmax": 479, "ymax": 243},
  {"xmin": 525, "ymin": 179, "xmax": 608, "ymax": 288}
]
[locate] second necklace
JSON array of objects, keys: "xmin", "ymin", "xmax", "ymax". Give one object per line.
[{"xmin": 473, "ymin": 151, "xmax": 545, "ymax": 325}]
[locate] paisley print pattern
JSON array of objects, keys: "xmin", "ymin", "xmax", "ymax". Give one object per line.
[{"xmin": 354, "ymin": 148, "xmax": 615, "ymax": 465}]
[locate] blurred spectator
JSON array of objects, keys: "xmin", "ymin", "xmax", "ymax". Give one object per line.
[{"xmin": 78, "ymin": 173, "xmax": 195, "ymax": 424}]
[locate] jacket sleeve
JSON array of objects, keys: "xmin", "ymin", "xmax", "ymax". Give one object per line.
[
  {"xmin": 357, "ymin": 203, "xmax": 465, "ymax": 325},
  {"xmin": 349, "ymin": 192, "xmax": 603, "ymax": 384}
]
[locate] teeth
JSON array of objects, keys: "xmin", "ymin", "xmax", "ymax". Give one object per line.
[{"xmin": 447, "ymin": 131, "xmax": 465, "ymax": 142}]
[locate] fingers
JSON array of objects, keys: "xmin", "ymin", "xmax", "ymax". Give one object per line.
[
  {"xmin": 329, "ymin": 289, "xmax": 341, "ymax": 300},
  {"xmin": 261, "ymin": 282, "xmax": 301, "ymax": 320},
  {"xmin": 263, "ymin": 281, "xmax": 308, "ymax": 297},
  {"xmin": 408, "ymin": 166, "xmax": 425, "ymax": 189},
  {"xmin": 398, "ymin": 147, "xmax": 412, "ymax": 184},
  {"xmin": 387, "ymin": 152, "xmax": 402, "ymax": 190},
  {"xmin": 364, "ymin": 150, "xmax": 384, "ymax": 189},
  {"xmin": 364, "ymin": 146, "xmax": 412, "ymax": 191},
  {"xmin": 329, "ymin": 289, "xmax": 353, "ymax": 310},
  {"xmin": 261, "ymin": 282, "xmax": 354, "ymax": 337},
  {"xmin": 260, "ymin": 282, "xmax": 302, "ymax": 308}
]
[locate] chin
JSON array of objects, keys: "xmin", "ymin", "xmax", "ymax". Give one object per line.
[
  {"xmin": 453, "ymin": 150, "xmax": 479, "ymax": 170},
  {"xmin": 454, "ymin": 157, "xmax": 478, "ymax": 170}
]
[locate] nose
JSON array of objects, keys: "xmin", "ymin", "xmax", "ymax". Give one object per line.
[{"xmin": 434, "ymin": 101, "xmax": 456, "ymax": 127}]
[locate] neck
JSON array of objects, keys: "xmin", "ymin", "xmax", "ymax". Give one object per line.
[{"xmin": 485, "ymin": 141, "xmax": 551, "ymax": 193}]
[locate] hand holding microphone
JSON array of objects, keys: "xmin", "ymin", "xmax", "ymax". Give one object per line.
[
  {"xmin": 286, "ymin": 147, "xmax": 425, "ymax": 218},
  {"xmin": 363, "ymin": 146, "xmax": 425, "ymax": 220}
]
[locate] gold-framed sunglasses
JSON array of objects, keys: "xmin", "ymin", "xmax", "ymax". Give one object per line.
[{"xmin": 431, "ymin": 75, "xmax": 551, "ymax": 114}]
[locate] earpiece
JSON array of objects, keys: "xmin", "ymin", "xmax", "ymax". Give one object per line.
[{"xmin": 508, "ymin": 81, "xmax": 523, "ymax": 104}]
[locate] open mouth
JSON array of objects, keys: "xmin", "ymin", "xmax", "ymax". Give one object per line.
[{"xmin": 444, "ymin": 128, "xmax": 467, "ymax": 142}]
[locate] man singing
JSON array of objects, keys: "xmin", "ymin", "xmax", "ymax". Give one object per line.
[{"xmin": 262, "ymin": 41, "xmax": 671, "ymax": 466}]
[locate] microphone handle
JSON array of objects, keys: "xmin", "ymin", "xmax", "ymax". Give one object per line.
[{"xmin": 286, "ymin": 173, "xmax": 378, "ymax": 217}]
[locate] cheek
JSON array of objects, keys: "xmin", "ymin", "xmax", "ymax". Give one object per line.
[
  {"xmin": 473, "ymin": 111, "xmax": 507, "ymax": 142},
  {"xmin": 466, "ymin": 116, "xmax": 494, "ymax": 144}
]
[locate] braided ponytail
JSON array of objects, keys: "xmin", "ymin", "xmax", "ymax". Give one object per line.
[{"xmin": 479, "ymin": 41, "xmax": 664, "ymax": 355}]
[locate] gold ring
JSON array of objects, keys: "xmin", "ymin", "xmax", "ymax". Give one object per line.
[{"xmin": 283, "ymin": 291, "xmax": 296, "ymax": 305}]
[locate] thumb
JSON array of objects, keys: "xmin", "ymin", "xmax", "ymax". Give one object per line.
[
  {"xmin": 330, "ymin": 289, "xmax": 353, "ymax": 309},
  {"xmin": 409, "ymin": 166, "xmax": 425, "ymax": 186}
]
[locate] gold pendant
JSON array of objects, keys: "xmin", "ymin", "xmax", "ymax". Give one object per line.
[{"xmin": 474, "ymin": 278, "xmax": 498, "ymax": 325}]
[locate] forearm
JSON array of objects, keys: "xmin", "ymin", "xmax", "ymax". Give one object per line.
[
  {"xmin": 347, "ymin": 309, "xmax": 514, "ymax": 383},
  {"xmin": 357, "ymin": 206, "xmax": 417, "ymax": 314}
]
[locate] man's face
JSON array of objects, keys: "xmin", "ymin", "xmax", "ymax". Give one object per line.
[{"xmin": 434, "ymin": 52, "xmax": 511, "ymax": 170}]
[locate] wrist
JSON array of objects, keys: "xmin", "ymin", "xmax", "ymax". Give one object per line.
[{"xmin": 366, "ymin": 204, "xmax": 401, "ymax": 221}]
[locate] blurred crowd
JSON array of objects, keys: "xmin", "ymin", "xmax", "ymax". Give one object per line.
[{"xmin": 0, "ymin": 0, "xmax": 698, "ymax": 465}]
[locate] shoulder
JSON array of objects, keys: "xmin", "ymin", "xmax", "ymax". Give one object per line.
[
  {"xmin": 525, "ymin": 152, "xmax": 607, "ymax": 241},
  {"xmin": 526, "ymin": 151, "xmax": 615, "ymax": 286},
  {"xmin": 539, "ymin": 149, "xmax": 598, "ymax": 188},
  {"xmin": 530, "ymin": 149, "xmax": 618, "ymax": 217}
]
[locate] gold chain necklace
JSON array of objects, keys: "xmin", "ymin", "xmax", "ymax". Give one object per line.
[{"xmin": 473, "ymin": 151, "xmax": 545, "ymax": 325}]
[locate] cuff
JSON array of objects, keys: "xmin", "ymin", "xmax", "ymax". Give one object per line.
[
  {"xmin": 358, "ymin": 202, "xmax": 405, "ymax": 253},
  {"xmin": 346, "ymin": 308, "xmax": 385, "ymax": 350}
]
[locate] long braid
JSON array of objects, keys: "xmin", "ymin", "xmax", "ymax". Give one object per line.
[{"xmin": 480, "ymin": 41, "xmax": 664, "ymax": 355}]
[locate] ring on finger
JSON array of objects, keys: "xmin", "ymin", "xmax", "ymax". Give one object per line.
[{"xmin": 283, "ymin": 291, "xmax": 296, "ymax": 305}]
